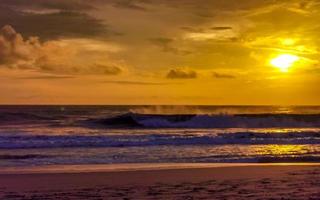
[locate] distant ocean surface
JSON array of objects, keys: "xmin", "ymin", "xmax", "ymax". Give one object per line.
[{"xmin": 1, "ymin": 105, "xmax": 320, "ymax": 167}]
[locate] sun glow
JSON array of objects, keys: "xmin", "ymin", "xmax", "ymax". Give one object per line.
[
  {"xmin": 270, "ymin": 54, "xmax": 300, "ymax": 72},
  {"xmin": 281, "ymin": 38, "xmax": 296, "ymax": 46}
]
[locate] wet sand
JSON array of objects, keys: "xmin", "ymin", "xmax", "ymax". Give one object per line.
[{"xmin": 0, "ymin": 164, "xmax": 320, "ymax": 199}]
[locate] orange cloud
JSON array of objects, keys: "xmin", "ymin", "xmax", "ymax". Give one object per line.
[
  {"xmin": 0, "ymin": 25, "xmax": 125, "ymax": 75},
  {"xmin": 0, "ymin": 25, "xmax": 40, "ymax": 65}
]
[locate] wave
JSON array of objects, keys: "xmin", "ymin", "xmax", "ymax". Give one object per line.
[
  {"xmin": 3, "ymin": 110, "xmax": 320, "ymax": 128},
  {"xmin": 1, "ymin": 131, "xmax": 320, "ymax": 149},
  {"xmin": 91, "ymin": 113, "xmax": 320, "ymax": 128},
  {"xmin": 0, "ymin": 112, "xmax": 59, "ymax": 124},
  {"xmin": 214, "ymin": 156, "xmax": 320, "ymax": 163},
  {"xmin": 174, "ymin": 154, "xmax": 320, "ymax": 163}
]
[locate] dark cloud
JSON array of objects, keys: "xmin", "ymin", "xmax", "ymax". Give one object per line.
[
  {"xmin": 37, "ymin": 1, "xmax": 94, "ymax": 11},
  {"xmin": 166, "ymin": 68, "xmax": 197, "ymax": 79},
  {"xmin": 182, "ymin": 26, "xmax": 233, "ymax": 33},
  {"xmin": 211, "ymin": 26, "xmax": 233, "ymax": 31},
  {"xmin": 0, "ymin": 7, "xmax": 112, "ymax": 40},
  {"xmin": 36, "ymin": 61, "xmax": 124, "ymax": 75},
  {"xmin": 212, "ymin": 72, "xmax": 236, "ymax": 79},
  {"xmin": 181, "ymin": 26, "xmax": 205, "ymax": 33},
  {"xmin": 0, "ymin": 0, "xmax": 120, "ymax": 40},
  {"xmin": 0, "ymin": 0, "xmax": 94, "ymax": 11},
  {"xmin": 91, "ymin": 64, "xmax": 123, "ymax": 75}
]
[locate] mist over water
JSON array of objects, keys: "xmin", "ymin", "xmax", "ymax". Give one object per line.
[{"xmin": 129, "ymin": 105, "xmax": 320, "ymax": 115}]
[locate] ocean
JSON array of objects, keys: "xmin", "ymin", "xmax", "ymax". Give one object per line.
[{"xmin": 1, "ymin": 105, "xmax": 320, "ymax": 168}]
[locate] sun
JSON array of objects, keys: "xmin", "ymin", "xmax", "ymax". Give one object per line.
[{"xmin": 270, "ymin": 54, "xmax": 300, "ymax": 72}]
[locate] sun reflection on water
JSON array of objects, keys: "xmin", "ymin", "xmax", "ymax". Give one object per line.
[{"xmin": 256, "ymin": 145, "xmax": 309, "ymax": 156}]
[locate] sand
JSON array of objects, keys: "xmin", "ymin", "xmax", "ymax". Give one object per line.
[{"xmin": 0, "ymin": 164, "xmax": 320, "ymax": 200}]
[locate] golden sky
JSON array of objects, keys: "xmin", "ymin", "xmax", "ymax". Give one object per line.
[{"xmin": 0, "ymin": 0, "xmax": 319, "ymax": 105}]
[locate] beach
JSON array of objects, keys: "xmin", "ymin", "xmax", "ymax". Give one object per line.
[
  {"xmin": 1, "ymin": 0, "xmax": 320, "ymax": 196},
  {"xmin": 1, "ymin": 164, "xmax": 320, "ymax": 199},
  {"xmin": 1, "ymin": 106, "xmax": 320, "ymax": 199}
]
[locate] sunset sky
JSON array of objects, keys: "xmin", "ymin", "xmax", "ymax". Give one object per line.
[{"xmin": 0, "ymin": 0, "xmax": 319, "ymax": 105}]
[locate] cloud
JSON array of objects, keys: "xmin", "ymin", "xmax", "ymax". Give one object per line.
[
  {"xmin": 89, "ymin": 64, "xmax": 123, "ymax": 75},
  {"xmin": 18, "ymin": 75, "xmax": 74, "ymax": 80},
  {"xmin": 184, "ymin": 29, "xmax": 239, "ymax": 42},
  {"xmin": 182, "ymin": 26, "xmax": 234, "ymax": 33},
  {"xmin": 150, "ymin": 37, "xmax": 191, "ymax": 55},
  {"xmin": 113, "ymin": 0, "xmax": 147, "ymax": 11},
  {"xmin": 35, "ymin": 51, "xmax": 125, "ymax": 75},
  {"xmin": 181, "ymin": 25, "xmax": 239, "ymax": 43},
  {"xmin": 212, "ymin": 72, "xmax": 236, "ymax": 79},
  {"xmin": 0, "ymin": 3, "xmax": 113, "ymax": 40},
  {"xmin": 0, "ymin": 25, "xmax": 125, "ymax": 75},
  {"xmin": 149, "ymin": 37, "xmax": 175, "ymax": 52},
  {"xmin": 0, "ymin": 0, "xmax": 95, "ymax": 11},
  {"xmin": 166, "ymin": 68, "xmax": 197, "ymax": 79},
  {"xmin": 102, "ymin": 80, "xmax": 172, "ymax": 85},
  {"xmin": 211, "ymin": 26, "xmax": 233, "ymax": 31},
  {"xmin": 147, "ymin": 0, "xmax": 290, "ymax": 11},
  {"xmin": 150, "ymin": 37, "xmax": 173, "ymax": 44},
  {"xmin": 140, "ymin": 0, "xmax": 292, "ymax": 19},
  {"xmin": 181, "ymin": 27, "xmax": 204, "ymax": 32},
  {"xmin": 0, "ymin": 25, "xmax": 39, "ymax": 65}
]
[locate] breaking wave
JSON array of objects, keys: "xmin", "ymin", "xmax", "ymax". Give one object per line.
[{"xmin": 91, "ymin": 113, "xmax": 320, "ymax": 128}]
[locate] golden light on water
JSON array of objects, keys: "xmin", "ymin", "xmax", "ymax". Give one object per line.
[
  {"xmin": 257, "ymin": 145, "xmax": 307, "ymax": 156},
  {"xmin": 270, "ymin": 54, "xmax": 300, "ymax": 72}
]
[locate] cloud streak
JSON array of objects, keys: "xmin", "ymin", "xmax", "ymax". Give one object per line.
[
  {"xmin": 212, "ymin": 72, "xmax": 236, "ymax": 79},
  {"xmin": 113, "ymin": 0, "xmax": 148, "ymax": 11},
  {"xmin": 102, "ymin": 80, "xmax": 173, "ymax": 85},
  {"xmin": 17, "ymin": 75, "xmax": 74, "ymax": 80}
]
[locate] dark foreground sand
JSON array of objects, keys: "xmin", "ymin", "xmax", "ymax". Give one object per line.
[{"xmin": 0, "ymin": 164, "xmax": 320, "ymax": 200}]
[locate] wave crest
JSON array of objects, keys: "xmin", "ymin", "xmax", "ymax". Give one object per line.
[{"xmin": 92, "ymin": 113, "xmax": 320, "ymax": 128}]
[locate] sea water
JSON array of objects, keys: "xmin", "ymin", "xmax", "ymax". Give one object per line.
[{"xmin": 0, "ymin": 105, "xmax": 320, "ymax": 167}]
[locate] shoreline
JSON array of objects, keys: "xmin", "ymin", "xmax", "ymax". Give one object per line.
[
  {"xmin": 1, "ymin": 162, "xmax": 320, "ymax": 174},
  {"xmin": 1, "ymin": 164, "xmax": 319, "ymax": 199}
]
